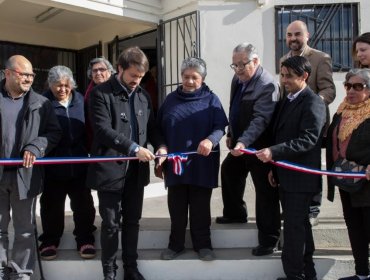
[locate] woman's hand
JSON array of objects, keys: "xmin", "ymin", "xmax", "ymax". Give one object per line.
[
  {"xmin": 197, "ymin": 139, "xmax": 213, "ymax": 156},
  {"xmin": 154, "ymin": 147, "xmax": 168, "ymax": 179}
]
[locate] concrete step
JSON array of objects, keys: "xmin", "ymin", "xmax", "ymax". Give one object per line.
[
  {"xmin": 32, "ymin": 248, "xmax": 355, "ymax": 280},
  {"xmin": 29, "ymin": 216, "xmax": 349, "ymax": 250}
]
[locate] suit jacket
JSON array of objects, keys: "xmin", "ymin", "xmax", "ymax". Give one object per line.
[
  {"xmin": 228, "ymin": 65, "xmax": 278, "ymax": 149},
  {"xmin": 270, "ymin": 86, "xmax": 326, "ymax": 193},
  {"xmin": 280, "ymin": 46, "xmax": 336, "ymax": 105}
]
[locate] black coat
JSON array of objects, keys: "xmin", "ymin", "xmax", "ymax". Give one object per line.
[
  {"xmin": 326, "ymin": 113, "xmax": 370, "ymax": 206},
  {"xmin": 86, "ymin": 75, "xmax": 164, "ymax": 192},
  {"xmin": 270, "ymin": 86, "xmax": 326, "ymax": 193},
  {"xmin": 43, "ymin": 89, "xmax": 88, "ymax": 181}
]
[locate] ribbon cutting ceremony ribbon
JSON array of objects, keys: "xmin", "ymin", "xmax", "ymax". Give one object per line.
[
  {"xmin": 1, "ymin": 149, "xmax": 364, "ymax": 179},
  {"xmin": 167, "ymin": 154, "xmax": 189, "ymax": 175},
  {"xmin": 240, "ymin": 148, "xmax": 366, "ymax": 179}
]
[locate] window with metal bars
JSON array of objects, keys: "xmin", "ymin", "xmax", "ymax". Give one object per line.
[{"xmin": 275, "ymin": 3, "xmax": 359, "ymax": 73}]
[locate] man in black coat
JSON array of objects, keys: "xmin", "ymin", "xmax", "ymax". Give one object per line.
[
  {"xmin": 256, "ymin": 56, "xmax": 326, "ymax": 280},
  {"xmin": 87, "ymin": 47, "xmax": 166, "ymax": 280}
]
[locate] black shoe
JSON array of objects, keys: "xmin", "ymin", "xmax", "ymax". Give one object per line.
[
  {"xmin": 251, "ymin": 245, "xmax": 276, "ymax": 256},
  {"xmin": 124, "ymin": 269, "xmax": 145, "ymax": 280},
  {"xmin": 215, "ymin": 216, "xmax": 247, "ymax": 224}
]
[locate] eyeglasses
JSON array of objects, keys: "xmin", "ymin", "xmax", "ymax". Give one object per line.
[
  {"xmin": 92, "ymin": 68, "xmax": 108, "ymax": 74},
  {"xmin": 8, "ymin": 69, "xmax": 36, "ymax": 79},
  {"xmin": 343, "ymin": 82, "xmax": 367, "ymax": 91},
  {"xmin": 230, "ymin": 60, "xmax": 252, "ymax": 71}
]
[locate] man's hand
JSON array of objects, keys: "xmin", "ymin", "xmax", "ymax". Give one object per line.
[
  {"xmin": 255, "ymin": 148, "xmax": 272, "ymax": 163},
  {"xmin": 197, "ymin": 139, "xmax": 213, "ymax": 156},
  {"xmin": 23, "ymin": 150, "xmax": 36, "ymax": 168},
  {"xmin": 268, "ymin": 170, "xmax": 278, "ymax": 187},
  {"xmin": 366, "ymin": 164, "xmax": 370, "ymax": 181},
  {"xmin": 136, "ymin": 147, "xmax": 155, "ymax": 162},
  {"xmin": 230, "ymin": 142, "xmax": 245, "ymax": 157}
]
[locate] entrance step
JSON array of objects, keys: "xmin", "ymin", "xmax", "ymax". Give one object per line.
[{"xmin": 32, "ymin": 248, "xmax": 354, "ymax": 280}]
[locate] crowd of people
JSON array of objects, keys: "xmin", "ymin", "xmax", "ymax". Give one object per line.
[{"xmin": 0, "ymin": 20, "xmax": 369, "ymax": 280}]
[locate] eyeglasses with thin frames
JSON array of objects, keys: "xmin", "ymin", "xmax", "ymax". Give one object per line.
[
  {"xmin": 7, "ymin": 69, "xmax": 36, "ymax": 79},
  {"xmin": 230, "ymin": 60, "xmax": 252, "ymax": 71},
  {"xmin": 343, "ymin": 82, "xmax": 367, "ymax": 91},
  {"xmin": 92, "ymin": 68, "xmax": 108, "ymax": 74}
]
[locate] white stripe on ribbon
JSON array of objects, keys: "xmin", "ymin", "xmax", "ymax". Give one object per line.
[
  {"xmin": 1, "ymin": 149, "xmax": 364, "ymax": 179},
  {"xmin": 240, "ymin": 148, "xmax": 366, "ymax": 179}
]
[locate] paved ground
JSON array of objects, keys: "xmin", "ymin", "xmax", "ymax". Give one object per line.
[{"xmin": 53, "ymin": 151, "xmax": 345, "ymax": 223}]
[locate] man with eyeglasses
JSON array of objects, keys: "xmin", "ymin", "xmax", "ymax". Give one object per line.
[
  {"xmin": 281, "ymin": 20, "xmax": 336, "ymax": 227},
  {"xmin": 0, "ymin": 55, "xmax": 61, "ymax": 279},
  {"xmin": 216, "ymin": 43, "xmax": 281, "ymax": 257}
]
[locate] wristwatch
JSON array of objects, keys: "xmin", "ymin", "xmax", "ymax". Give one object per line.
[{"xmin": 134, "ymin": 146, "xmax": 140, "ymax": 153}]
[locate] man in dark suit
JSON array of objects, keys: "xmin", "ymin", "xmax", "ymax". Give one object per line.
[
  {"xmin": 216, "ymin": 43, "xmax": 281, "ymax": 257},
  {"xmin": 256, "ymin": 56, "xmax": 326, "ymax": 280},
  {"xmin": 280, "ymin": 20, "xmax": 336, "ymax": 226}
]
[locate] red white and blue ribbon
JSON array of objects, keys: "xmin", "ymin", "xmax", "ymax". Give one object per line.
[
  {"xmin": 0, "ymin": 148, "xmax": 366, "ymax": 179},
  {"xmin": 240, "ymin": 148, "xmax": 366, "ymax": 179},
  {"xmin": 167, "ymin": 153, "xmax": 189, "ymax": 175}
]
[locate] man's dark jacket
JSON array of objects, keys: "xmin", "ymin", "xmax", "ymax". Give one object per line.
[
  {"xmin": 0, "ymin": 79, "xmax": 62, "ymax": 199},
  {"xmin": 270, "ymin": 86, "xmax": 326, "ymax": 193},
  {"xmin": 228, "ymin": 65, "xmax": 278, "ymax": 149},
  {"xmin": 86, "ymin": 75, "xmax": 164, "ymax": 192}
]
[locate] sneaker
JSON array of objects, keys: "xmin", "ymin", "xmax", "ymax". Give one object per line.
[
  {"xmin": 160, "ymin": 248, "xmax": 185, "ymax": 260},
  {"xmin": 198, "ymin": 248, "xmax": 215, "ymax": 261},
  {"xmin": 40, "ymin": 245, "xmax": 57, "ymax": 260},
  {"xmin": 309, "ymin": 213, "xmax": 319, "ymax": 227},
  {"xmin": 79, "ymin": 244, "xmax": 96, "ymax": 259}
]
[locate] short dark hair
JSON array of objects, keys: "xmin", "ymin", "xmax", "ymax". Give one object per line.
[
  {"xmin": 117, "ymin": 46, "xmax": 149, "ymax": 73},
  {"xmin": 281, "ymin": 56, "xmax": 311, "ymax": 80}
]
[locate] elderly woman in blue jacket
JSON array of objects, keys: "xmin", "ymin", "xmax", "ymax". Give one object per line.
[
  {"xmin": 156, "ymin": 57, "xmax": 228, "ymax": 261},
  {"xmin": 38, "ymin": 65, "xmax": 96, "ymax": 260}
]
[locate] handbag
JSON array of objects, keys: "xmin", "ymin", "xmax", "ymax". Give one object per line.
[
  {"xmin": 331, "ymin": 157, "xmax": 366, "ymax": 192},
  {"xmin": 331, "ymin": 126, "xmax": 366, "ymax": 193}
]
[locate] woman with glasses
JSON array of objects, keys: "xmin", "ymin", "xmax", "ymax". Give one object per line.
[
  {"xmin": 38, "ymin": 65, "xmax": 97, "ymax": 261},
  {"xmin": 85, "ymin": 57, "xmax": 115, "ymax": 150},
  {"xmin": 353, "ymin": 33, "xmax": 370, "ymax": 68},
  {"xmin": 326, "ymin": 68, "xmax": 370, "ymax": 280}
]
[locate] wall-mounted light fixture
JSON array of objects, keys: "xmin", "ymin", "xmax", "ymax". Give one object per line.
[
  {"xmin": 35, "ymin": 7, "xmax": 64, "ymax": 23},
  {"xmin": 257, "ymin": 0, "xmax": 267, "ymax": 7}
]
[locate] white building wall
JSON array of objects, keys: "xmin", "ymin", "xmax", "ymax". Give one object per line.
[{"xmin": 162, "ymin": 0, "xmax": 370, "ymax": 117}]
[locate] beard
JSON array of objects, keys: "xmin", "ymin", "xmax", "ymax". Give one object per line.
[{"xmin": 288, "ymin": 40, "xmax": 304, "ymax": 51}]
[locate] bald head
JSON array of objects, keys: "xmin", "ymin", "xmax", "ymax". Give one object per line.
[
  {"xmin": 286, "ymin": 20, "xmax": 310, "ymax": 55},
  {"xmin": 6, "ymin": 55, "xmax": 33, "ymax": 71},
  {"xmin": 5, "ymin": 55, "xmax": 34, "ymax": 96}
]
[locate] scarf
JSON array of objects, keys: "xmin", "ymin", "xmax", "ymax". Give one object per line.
[{"xmin": 336, "ymin": 98, "xmax": 370, "ymax": 141}]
